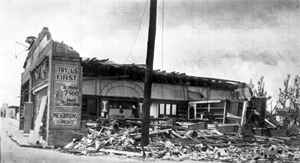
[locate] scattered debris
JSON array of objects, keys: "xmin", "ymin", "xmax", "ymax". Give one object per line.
[{"xmin": 58, "ymin": 118, "xmax": 300, "ymax": 162}]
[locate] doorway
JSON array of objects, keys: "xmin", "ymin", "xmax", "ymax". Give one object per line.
[{"xmin": 189, "ymin": 106, "xmax": 195, "ymax": 119}]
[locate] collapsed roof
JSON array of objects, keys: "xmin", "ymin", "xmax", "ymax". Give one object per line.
[{"xmin": 81, "ymin": 57, "xmax": 246, "ymax": 91}]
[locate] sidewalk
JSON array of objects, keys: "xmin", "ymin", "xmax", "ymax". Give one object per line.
[{"xmin": 1, "ymin": 117, "xmax": 54, "ymax": 149}]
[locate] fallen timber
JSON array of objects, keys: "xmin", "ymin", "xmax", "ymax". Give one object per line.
[{"xmin": 58, "ymin": 118, "xmax": 300, "ymax": 162}]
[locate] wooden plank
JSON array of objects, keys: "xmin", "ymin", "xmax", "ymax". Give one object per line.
[
  {"xmin": 99, "ymin": 149, "xmax": 142, "ymax": 156},
  {"xmin": 28, "ymin": 96, "xmax": 47, "ymax": 144},
  {"xmin": 227, "ymin": 113, "xmax": 241, "ymax": 120},
  {"xmin": 134, "ymin": 129, "xmax": 171, "ymax": 139},
  {"xmin": 240, "ymin": 100, "xmax": 248, "ymax": 127},
  {"xmin": 188, "ymin": 122, "xmax": 207, "ymax": 130},
  {"xmin": 170, "ymin": 130, "xmax": 185, "ymax": 139},
  {"xmin": 254, "ymin": 135, "xmax": 284, "ymax": 143},
  {"xmin": 223, "ymin": 101, "xmax": 226, "ymax": 124},
  {"xmin": 124, "ymin": 118, "xmax": 170, "ymax": 121},
  {"xmin": 189, "ymin": 100, "xmax": 222, "ymax": 104},
  {"xmin": 155, "ymin": 125, "xmax": 189, "ymax": 131},
  {"xmin": 196, "ymin": 132, "xmax": 215, "ymax": 143}
]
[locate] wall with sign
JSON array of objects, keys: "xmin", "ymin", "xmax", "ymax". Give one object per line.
[
  {"xmin": 20, "ymin": 28, "xmax": 84, "ymax": 146},
  {"xmin": 50, "ymin": 63, "xmax": 81, "ymax": 128},
  {"xmin": 52, "ymin": 112, "xmax": 79, "ymax": 125},
  {"xmin": 46, "ymin": 42, "xmax": 83, "ymax": 146},
  {"xmin": 54, "ymin": 64, "xmax": 80, "ymax": 107}
]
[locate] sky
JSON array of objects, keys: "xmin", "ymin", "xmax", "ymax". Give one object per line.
[{"xmin": 0, "ymin": 0, "xmax": 300, "ymax": 107}]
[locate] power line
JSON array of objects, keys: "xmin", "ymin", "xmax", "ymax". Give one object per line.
[
  {"xmin": 15, "ymin": 41, "xmax": 28, "ymax": 59},
  {"xmin": 16, "ymin": 41, "xmax": 29, "ymax": 48},
  {"xmin": 15, "ymin": 48, "xmax": 26, "ymax": 59},
  {"xmin": 161, "ymin": 0, "xmax": 164, "ymax": 70},
  {"xmin": 124, "ymin": 0, "xmax": 149, "ymax": 63},
  {"xmin": 161, "ymin": 0, "xmax": 165, "ymax": 99}
]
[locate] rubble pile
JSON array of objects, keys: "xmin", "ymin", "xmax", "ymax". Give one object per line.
[{"xmin": 59, "ymin": 119, "xmax": 300, "ymax": 162}]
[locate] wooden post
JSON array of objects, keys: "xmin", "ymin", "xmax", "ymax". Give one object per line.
[
  {"xmin": 141, "ymin": 0, "xmax": 157, "ymax": 146},
  {"xmin": 240, "ymin": 100, "xmax": 248, "ymax": 127}
]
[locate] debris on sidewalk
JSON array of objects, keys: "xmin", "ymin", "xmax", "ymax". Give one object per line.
[{"xmin": 57, "ymin": 118, "xmax": 300, "ymax": 162}]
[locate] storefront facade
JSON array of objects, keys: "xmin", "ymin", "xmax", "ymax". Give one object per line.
[
  {"xmin": 20, "ymin": 27, "xmax": 83, "ymax": 146},
  {"xmin": 20, "ymin": 28, "xmax": 251, "ymax": 146},
  {"xmin": 81, "ymin": 77, "xmax": 250, "ymax": 124}
]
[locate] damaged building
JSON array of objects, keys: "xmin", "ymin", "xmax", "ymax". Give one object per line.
[{"xmin": 20, "ymin": 27, "xmax": 266, "ymax": 147}]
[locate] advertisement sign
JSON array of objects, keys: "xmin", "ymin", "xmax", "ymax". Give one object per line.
[
  {"xmin": 54, "ymin": 65, "xmax": 80, "ymax": 107},
  {"xmin": 52, "ymin": 112, "xmax": 79, "ymax": 126},
  {"xmin": 52, "ymin": 64, "xmax": 81, "ymax": 127}
]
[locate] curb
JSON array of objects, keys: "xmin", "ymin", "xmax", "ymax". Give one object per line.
[
  {"xmin": 3, "ymin": 118, "xmax": 55, "ymax": 150},
  {"xmin": 5, "ymin": 131, "xmax": 54, "ymax": 150}
]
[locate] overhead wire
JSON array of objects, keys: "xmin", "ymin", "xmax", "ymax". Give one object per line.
[
  {"xmin": 124, "ymin": 0, "xmax": 149, "ymax": 63},
  {"xmin": 161, "ymin": 0, "xmax": 164, "ymax": 70},
  {"xmin": 161, "ymin": 0, "xmax": 165, "ymax": 99},
  {"xmin": 15, "ymin": 42, "xmax": 28, "ymax": 59},
  {"xmin": 15, "ymin": 48, "xmax": 26, "ymax": 59}
]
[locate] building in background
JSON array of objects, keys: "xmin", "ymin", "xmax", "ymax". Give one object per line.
[
  {"xmin": 1, "ymin": 103, "xmax": 9, "ymax": 117},
  {"xmin": 0, "ymin": 104, "xmax": 19, "ymax": 118},
  {"xmin": 6, "ymin": 106, "xmax": 19, "ymax": 118}
]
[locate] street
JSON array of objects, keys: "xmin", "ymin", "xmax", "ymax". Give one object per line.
[
  {"xmin": 1, "ymin": 118, "xmax": 209, "ymax": 163},
  {"xmin": 0, "ymin": 118, "xmax": 145, "ymax": 163}
]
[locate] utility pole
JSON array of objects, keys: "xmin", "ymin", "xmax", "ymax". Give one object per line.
[{"xmin": 141, "ymin": 0, "xmax": 157, "ymax": 147}]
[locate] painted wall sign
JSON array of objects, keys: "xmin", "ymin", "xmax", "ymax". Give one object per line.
[
  {"xmin": 54, "ymin": 65, "xmax": 80, "ymax": 107},
  {"xmin": 52, "ymin": 111, "xmax": 78, "ymax": 126},
  {"xmin": 51, "ymin": 63, "xmax": 81, "ymax": 128}
]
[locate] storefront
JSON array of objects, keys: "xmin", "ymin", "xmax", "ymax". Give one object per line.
[
  {"xmin": 80, "ymin": 58, "xmax": 251, "ymax": 125},
  {"xmin": 20, "ymin": 27, "xmax": 251, "ymax": 146}
]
